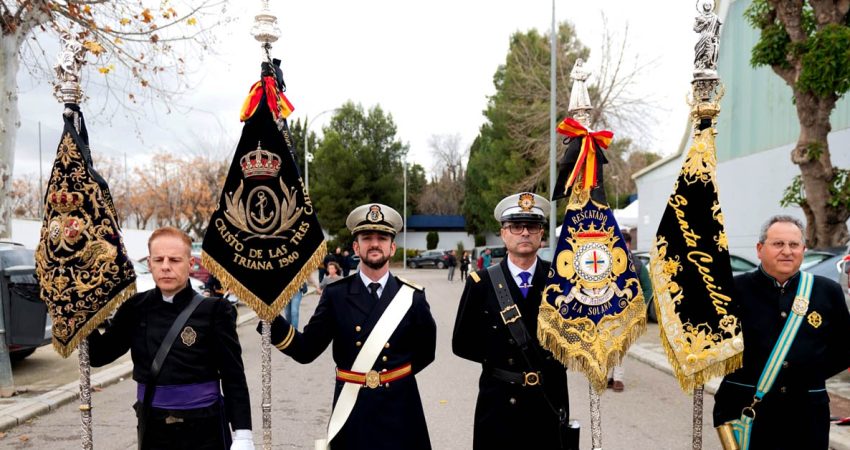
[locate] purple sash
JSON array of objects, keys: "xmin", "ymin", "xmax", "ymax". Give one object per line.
[{"xmin": 137, "ymin": 381, "xmax": 220, "ymax": 410}]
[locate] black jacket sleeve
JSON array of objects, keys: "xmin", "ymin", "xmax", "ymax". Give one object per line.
[
  {"xmin": 271, "ymin": 291, "xmax": 335, "ymax": 364},
  {"xmin": 213, "ymin": 299, "xmax": 252, "ymax": 430},
  {"xmin": 452, "ymin": 272, "xmax": 485, "ymax": 363},
  {"xmin": 821, "ymin": 279, "xmax": 850, "ymax": 379},
  {"xmin": 411, "ymin": 290, "xmax": 437, "ymax": 374},
  {"xmin": 87, "ymin": 296, "xmax": 138, "ymax": 367}
]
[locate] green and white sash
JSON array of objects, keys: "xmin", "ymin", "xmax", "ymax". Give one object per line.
[{"xmin": 728, "ymin": 271, "xmax": 814, "ymax": 450}]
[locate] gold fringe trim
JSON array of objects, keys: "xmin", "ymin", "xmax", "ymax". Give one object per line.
[
  {"xmin": 656, "ymin": 309, "xmax": 744, "ymax": 393},
  {"xmin": 202, "ymin": 241, "xmax": 326, "ymax": 322},
  {"xmin": 52, "ymin": 283, "xmax": 137, "ymax": 359},
  {"xmin": 537, "ymin": 298, "xmax": 647, "ymax": 393},
  {"xmin": 649, "ymin": 239, "xmax": 745, "ymax": 393}
]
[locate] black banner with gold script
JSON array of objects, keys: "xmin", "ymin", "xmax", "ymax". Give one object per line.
[
  {"xmin": 649, "ymin": 120, "xmax": 743, "ymax": 393},
  {"xmin": 35, "ymin": 105, "xmax": 136, "ymax": 358},
  {"xmin": 202, "ymin": 72, "xmax": 325, "ymax": 322}
]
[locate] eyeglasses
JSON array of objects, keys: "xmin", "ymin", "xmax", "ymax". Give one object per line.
[
  {"xmin": 502, "ymin": 223, "xmax": 545, "ymax": 235},
  {"xmin": 764, "ymin": 240, "xmax": 804, "ymax": 251}
]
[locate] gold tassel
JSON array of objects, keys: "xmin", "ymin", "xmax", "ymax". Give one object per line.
[
  {"xmin": 202, "ymin": 242, "xmax": 327, "ymax": 322},
  {"xmin": 51, "ymin": 283, "xmax": 137, "ymax": 359}
]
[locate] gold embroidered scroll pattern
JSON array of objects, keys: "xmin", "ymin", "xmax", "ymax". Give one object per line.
[
  {"xmin": 538, "ymin": 221, "xmax": 646, "ymax": 392},
  {"xmin": 681, "ymin": 128, "xmax": 718, "ymax": 187},
  {"xmin": 36, "ymin": 133, "xmax": 135, "ymax": 357},
  {"xmin": 649, "ymin": 237, "xmax": 743, "ymax": 392}
]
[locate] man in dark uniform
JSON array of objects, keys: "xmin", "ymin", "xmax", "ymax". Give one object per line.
[
  {"xmin": 263, "ymin": 203, "xmax": 437, "ymax": 450},
  {"xmin": 713, "ymin": 215, "xmax": 850, "ymax": 449},
  {"xmin": 453, "ymin": 192, "xmax": 571, "ymax": 449},
  {"xmin": 87, "ymin": 226, "xmax": 253, "ymax": 450}
]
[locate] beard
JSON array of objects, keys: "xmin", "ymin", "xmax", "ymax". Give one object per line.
[{"xmin": 361, "ymin": 252, "xmax": 391, "ymax": 270}]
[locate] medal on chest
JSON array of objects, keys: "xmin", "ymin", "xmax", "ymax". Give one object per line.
[{"xmin": 180, "ymin": 326, "xmax": 197, "ymax": 346}]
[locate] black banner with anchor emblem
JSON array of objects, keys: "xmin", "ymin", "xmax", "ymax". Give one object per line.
[
  {"xmin": 202, "ymin": 65, "xmax": 325, "ymax": 321},
  {"xmin": 35, "ymin": 106, "xmax": 137, "ymax": 357}
]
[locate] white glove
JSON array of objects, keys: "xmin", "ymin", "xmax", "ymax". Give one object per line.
[{"xmin": 230, "ymin": 429, "xmax": 254, "ymax": 450}]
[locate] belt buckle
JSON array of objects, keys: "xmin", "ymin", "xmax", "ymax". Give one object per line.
[
  {"xmin": 164, "ymin": 415, "xmax": 184, "ymax": 425},
  {"xmin": 523, "ymin": 371, "xmax": 540, "ymax": 387},
  {"xmin": 500, "ymin": 304, "xmax": 522, "ymax": 324},
  {"xmin": 365, "ymin": 370, "xmax": 381, "ymax": 389}
]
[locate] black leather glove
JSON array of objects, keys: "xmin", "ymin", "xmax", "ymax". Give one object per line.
[{"xmin": 255, "ymin": 315, "xmax": 291, "ymax": 345}]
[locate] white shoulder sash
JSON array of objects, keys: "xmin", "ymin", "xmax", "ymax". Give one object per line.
[{"xmin": 317, "ymin": 284, "xmax": 415, "ymax": 449}]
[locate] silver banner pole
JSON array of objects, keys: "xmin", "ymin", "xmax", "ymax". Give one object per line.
[
  {"xmin": 78, "ymin": 340, "xmax": 93, "ymax": 450},
  {"xmin": 261, "ymin": 320, "xmax": 273, "ymax": 450}
]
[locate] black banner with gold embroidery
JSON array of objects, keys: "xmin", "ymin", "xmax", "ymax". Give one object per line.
[
  {"xmin": 649, "ymin": 118, "xmax": 742, "ymax": 393},
  {"xmin": 35, "ymin": 106, "xmax": 136, "ymax": 358},
  {"xmin": 202, "ymin": 62, "xmax": 325, "ymax": 321}
]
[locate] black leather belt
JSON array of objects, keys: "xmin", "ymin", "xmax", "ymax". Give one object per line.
[{"xmin": 486, "ymin": 367, "xmax": 542, "ymax": 387}]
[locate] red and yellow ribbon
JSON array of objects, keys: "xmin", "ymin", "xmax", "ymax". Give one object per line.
[
  {"xmin": 240, "ymin": 75, "xmax": 295, "ymax": 122},
  {"xmin": 556, "ymin": 118, "xmax": 613, "ymax": 189}
]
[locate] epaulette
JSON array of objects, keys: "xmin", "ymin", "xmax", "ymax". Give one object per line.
[
  {"xmin": 397, "ymin": 276, "xmax": 424, "ymax": 291},
  {"xmin": 469, "ymin": 271, "xmax": 481, "ymax": 283}
]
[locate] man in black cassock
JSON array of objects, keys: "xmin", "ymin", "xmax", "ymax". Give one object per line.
[{"xmin": 88, "ymin": 227, "xmax": 253, "ymax": 450}]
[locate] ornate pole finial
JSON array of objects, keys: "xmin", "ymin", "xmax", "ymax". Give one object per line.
[
  {"xmin": 568, "ymin": 58, "xmax": 593, "ymax": 127},
  {"xmin": 692, "ymin": 0, "xmax": 721, "ymax": 101},
  {"xmin": 53, "ymin": 33, "xmax": 86, "ymax": 105},
  {"xmin": 252, "ymin": 0, "xmax": 280, "ymax": 60}
]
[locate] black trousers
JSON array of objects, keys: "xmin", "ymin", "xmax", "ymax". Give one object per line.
[{"xmin": 137, "ymin": 401, "xmax": 231, "ymax": 450}]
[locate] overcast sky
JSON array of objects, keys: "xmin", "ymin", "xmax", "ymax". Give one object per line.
[{"xmin": 13, "ymin": 0, "xmax": 698, "ymax": 180}]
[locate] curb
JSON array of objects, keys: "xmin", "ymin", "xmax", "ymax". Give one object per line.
[
  {"xmin": 627, "ymin": 343, "xmax": 850, "ymax": 450},
  {"xmin": 0, "ymin": 308, "xmax": 258, "ymax": 432}
]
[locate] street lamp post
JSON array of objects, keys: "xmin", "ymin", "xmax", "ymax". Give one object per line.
[
  {"xmin": 403, "ymin": 161, "xmax": 408, "ymax": 270},
  {"xmin": 548, "ymin": 0, "xmax": 558, "ymax": 252},
  {"xmin": 612, "ymin": 175, "xmax": 620, "ymax": 210},
  {"xmin": 304, "ymin": 108, "xmax": 337, "ymax": 194}
]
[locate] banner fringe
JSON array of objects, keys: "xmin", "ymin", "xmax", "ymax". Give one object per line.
[
  {"xmin": 655, "ymin": 294, "xmax": 744, "ymax": 393},
  {"xmin": 51, "ymin": 283, "xmax": 137, "ymax": 358},
  {"xmin": 537, "ymin": 299, "xmax": 646, "ymax": 393},
  {"xmin": 202, "ymin": 241, "xmax": 326, "ymax": 322}
]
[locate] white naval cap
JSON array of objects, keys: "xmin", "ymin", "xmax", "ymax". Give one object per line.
[
  {"xmin": 346, "ymin": 203, "xmax": 403, "ymax": 236},
  {"xmin": 493, "ymin": 192, "xmax": 550, "ymax": 223}
]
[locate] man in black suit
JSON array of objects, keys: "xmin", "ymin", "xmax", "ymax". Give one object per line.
[
  {"xmin": 263, "ymin": 203, "xmax": 437, "ymax": 450},
  {"xmin": 713, "ymin": 215, "xmax": 850, "ymax": 449},
  {"xmin": 453, "ymin": 192, "xmax": 571, "ymax": 449}
]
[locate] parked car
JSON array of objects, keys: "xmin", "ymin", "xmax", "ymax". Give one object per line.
[
  {"xmin": 632, "ymin": 251, "xmax": 757, "ymax": 275},
  {"xmin": 0, "ymin": 241, "xmax": 52, "ymax": 361},
  {"xmin": 633, "ymin": 251, "xmax": 757, "ymax": 323},
  {"xmin": 537, "ymin": 246, "xmax": 555, "ymax": 262},
  {"xmin": 132, "ymin": 259, "xmax": 205, "ymax": 294},
  {"xmin": 801, "ymin": 248, "xmax": 842, "ymax": 270},
  {"xmin": 472, "ymin": 246, "xmax": 507, "ymax": 267},
  {"xmin": 190, "ymin": 251, "xmax": 212, "ymax": 284},
  {"xmin": 407, "ymin": 250, "xmax": 449, "ymax": 269},
  {"xmin": 838, "ymin": 254, "xmax": 850, "ymax": 308}
]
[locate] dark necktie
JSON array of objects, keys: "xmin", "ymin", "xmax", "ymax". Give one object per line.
[
  {"xmin": 368, "ymin": 282, "xmax": 381, "ymax": 301},
  {"xmin": 518, "ymin": 272, "xmax": 532, "ymax": 298}
]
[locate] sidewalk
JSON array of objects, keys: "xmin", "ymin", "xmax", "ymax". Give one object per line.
[
  {"xmin": 0, "ymin": 309, "xmax": 257, "ymax": 433},
  {"xmin": 2, "ymin": 297, "xmax": 849, "ymax": 448},
  {"xmin": 627, "ymin": 339, "xmax": 850, "ymax": 450}
]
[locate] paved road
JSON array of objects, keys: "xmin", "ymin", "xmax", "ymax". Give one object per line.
[{"xmin": 0, "ymin": 267, "xmax": 758, "ymax": 449}]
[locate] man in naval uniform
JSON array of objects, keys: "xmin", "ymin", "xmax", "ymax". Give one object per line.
[
  {"xmin": 88, "ymin": 226, "xmax": 253, "ymax": 450},
  {"xmin": 264, "ymin": 203, "xmax": 437, "ymax": 449},
  {"xmin": 453, "ymin": 192, "xmax": 572, "ymax": 449},
  {"xmin": 713, "ymin": 215, "xmax": 850, "ymax": 449}
]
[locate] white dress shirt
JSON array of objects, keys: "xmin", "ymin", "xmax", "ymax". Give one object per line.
[{"xmin": 359, "ymin": 270, "xmax": 391, "ymax": 299}]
